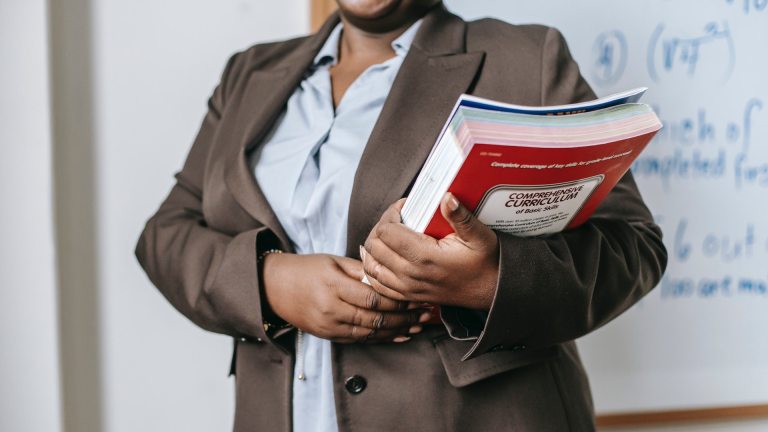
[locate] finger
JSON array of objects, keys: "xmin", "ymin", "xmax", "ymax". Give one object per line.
[
  {"xmin": 361, "ymin": 245, "xmax": 426, "ymax": 303},
  {"xmin": 334, "ymin": 255, "xmax": 409, "ymax": 305},
  {"xmin": 359, "ymin": 246, "xmax": 411, "ymax": 303},
  {"xmin": 365, "ymin": 331, "xmax": 420, "ymax": 344},
  {"xmin": 334, "ymin": 255, "xmax": 366, "ymax": 281},
  {"xmin": 393, "ymin": 198, "xmax": 407, "ymax": 211},
  {"xmin": 381, "ymin": 199, "xmax": 405, "ymax": 224},
  {"xmin": 336, "ymin": 276, "xmax": 409, "ymax": 312},
  {"xmin": 367, "ymin": 275, "xmax": 410, "ymax": 304},
  {"xmin": 440, "ymin": 192, "xmax": 496, "ymax": 245},
  {"xmin": 361, "ymin": 201, "xmax": 405, "ymax": 255},
  {"xmin": 371, "ymin": 221, "xmax": 437, "ymax": 265},
  {"xmin": 365, "ymin": 237, "xmax": 429, "ymax": 284},
  {"xmin": 340, "ymin": 302, "xmax": 425, "ymax": 331},
  {"xmin": 331, "ymin": 324, "xmax": 419, "ymax": 344}
]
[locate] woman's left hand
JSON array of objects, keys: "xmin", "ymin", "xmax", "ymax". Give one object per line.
[{"xmin": 361, "ymin": 193, "xmax": 500, "ymax": 311}]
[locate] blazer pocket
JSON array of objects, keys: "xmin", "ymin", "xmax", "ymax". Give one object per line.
[{"xmin": 432, "ymin": 335, "xmax": 559, "ymax": 388}]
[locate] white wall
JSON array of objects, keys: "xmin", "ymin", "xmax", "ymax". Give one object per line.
[
  {"xmin": 89, "ymin": 1, "xmax": 309, "ymax": 431},
  {"xmin": 0, "ymin": 1, "xmax": 62, "ymax": 432}
]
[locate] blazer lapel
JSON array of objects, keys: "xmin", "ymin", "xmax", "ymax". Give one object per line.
[
  {"xmin": 224, "ymin": 15, "xmax": 341, "ymax": 250},
  {"xmin": 345, "ymin": 6, "xmax": 485, "ymax": 256}
]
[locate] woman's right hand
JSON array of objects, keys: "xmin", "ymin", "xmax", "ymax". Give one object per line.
[{"xmin": 262, "ymin": 253, "xmax": 431, "ymax": 343}]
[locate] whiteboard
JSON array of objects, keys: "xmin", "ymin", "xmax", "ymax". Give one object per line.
[{"xmin": 445, "ymin": 0, "xmax": 768, "ymax": 415}]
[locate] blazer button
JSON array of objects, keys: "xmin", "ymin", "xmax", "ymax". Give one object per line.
[{"xmin": 344, "ymin": 375, "xmax": 367, "ymax": 395}]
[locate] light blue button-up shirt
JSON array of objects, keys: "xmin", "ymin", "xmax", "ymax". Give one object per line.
[{"xmin": 250, "ymin": 19, "xmax": 423, "ymax": 432}]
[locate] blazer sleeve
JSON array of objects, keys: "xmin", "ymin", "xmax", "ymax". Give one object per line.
[
  {"xmin": 455, "ymin": 27, "xmax": 668, "ymax": 360},
  {"xmin": 135, "ymin": 53, "xmax": 277, "ymax": 344}
]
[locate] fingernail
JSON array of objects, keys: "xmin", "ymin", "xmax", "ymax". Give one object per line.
[
  {"xmin": 359, "ymin": 245, "xmax": 366, "ymax": 261},
  {"xmin": 409, "ymin": 325, "xmax": 423, "ymax": 334},
  {"xmin": 393, "ymin": 336, "xmax": 411, "ymax": 343},
  {"xmin": 445, "ymin": 193, "xmax": 460, "ymax": 212},
  {"xmin": 419, "ymin": 311, "xmax": 432, "ymax": 323}
]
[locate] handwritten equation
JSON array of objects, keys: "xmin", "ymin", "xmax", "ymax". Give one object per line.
[
  {"xmin": 657, "ymin": 216, "xmax": 768, "ymax": 299},
  {"xmin": 669, "ymin": 218, "xmax": 760, "ymax": 263},
  {"xmin": 660, "ymin": 274, "xmax": 767, "ymax": 299},
  {"xmin": 648, "ymin": 22, "xmax": 735, "ymax": 83},
  {"xmin": 591, "ymin": 22, "xmax": 737, "ymax": 85},
  {"xmin": 726, "ymin": 0, "xmax": 768, "ymax": 14},
  {"xmin": 592, "ymin": 30, "xmax": 627, "ymax": 85},
  {"xmin": 631, "ymin": 98, "xmax": 767, "ymax": 189}
]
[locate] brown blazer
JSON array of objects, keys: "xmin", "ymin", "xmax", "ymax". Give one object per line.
[{"xmin": 136, "ymin": 4, "xmax": 667, "ymax": 431}]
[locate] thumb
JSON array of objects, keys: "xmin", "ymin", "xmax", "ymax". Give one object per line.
[
  {"xmin": 440, "ymin": 192, "xmax": 486, "ymax": 242},
  {"xmin": 336, "ymin": 255, "xmax": 365, "ymax": 281}
]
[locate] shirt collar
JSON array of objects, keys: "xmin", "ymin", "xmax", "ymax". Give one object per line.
[{"xmin": 312, "ymin": 18, "xmax": 424, "ymax": 68}]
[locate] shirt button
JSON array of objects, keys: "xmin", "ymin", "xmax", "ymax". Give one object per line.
[{"xmin": 344, "ymin": 375, "xmax": 367, "ymax": 395}]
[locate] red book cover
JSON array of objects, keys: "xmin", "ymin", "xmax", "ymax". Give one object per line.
[{"xmin": 423, "ymin": 131, "xmax": 658, "ymax": 239}]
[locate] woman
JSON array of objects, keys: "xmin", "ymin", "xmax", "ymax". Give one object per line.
[{"xmin": 136, "ymin": 1, "xmax": 667, "ymax": 430}]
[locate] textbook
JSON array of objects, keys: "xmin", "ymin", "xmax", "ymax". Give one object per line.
[{"xmin": 400, "ymin": 88, "xmax": 662, "ymax": 238}]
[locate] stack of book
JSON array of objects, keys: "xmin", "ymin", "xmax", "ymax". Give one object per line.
[{"xmin": 401, "ymin": 88, "xmax": 662, "ymax": 238}]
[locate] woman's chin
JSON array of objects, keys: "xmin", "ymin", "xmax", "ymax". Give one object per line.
[{"xmin": 338, "ymin": 0, "xmax": 403, "ymax": 21}]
